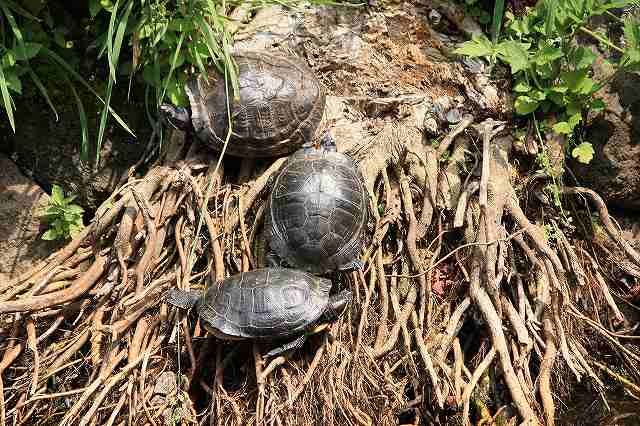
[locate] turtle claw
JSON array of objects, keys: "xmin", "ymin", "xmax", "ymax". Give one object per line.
[
  {"xmin": 339, "ymin": 259, "xmax": 364, "ymax": 272},
  {"xmin": 264, "ymin": 334, "xmax": 308, "ymax": 358}
]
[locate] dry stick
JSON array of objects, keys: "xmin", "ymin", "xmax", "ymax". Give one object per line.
[
  {"xmin": 374, "ymin": 285, "xmax": 417, "ymax": 358},
  {"xmin": 188, "ymin": 175, "xmax": 225, "ymax": 281},
  {"xmin": 224, "ymin": 157, "xmax": 287, "ymax": 234},
  {"xmin": 477, "ymin": 122, "xmax": 501, "ymax": 318},
  {"xmin": 501, "ymin": 296, "xmax": 532, "ymax": 347},
  {"xmin": 581, "ymin": 248, "xmax": 624, "ymax": 321},
  {"xmin": 454, "ymin": 181, "xmax": 479, "ymax": 228},
  {"xmin": 237, "ymin": 195, "xmax": 256, "ymax": 270},
  {"xmin": 253, "ymin": 343, "xmax": 265, "ymax": 425},
  {"xmin": 453, "ymin": 338, "xmax": 464, "ymax": 402},
  {"xmin": 25, "ymin": 318, "xmax": 38, "ymax": 396},
  {"xmin": 79, "ymin": 339, "xmax": 161, "ymax": 426},
  {"xmin": 0, "ymin": 256, "xmax": 107, "ymax": 314},
  {"xmin": 425, "ymin": 216, "xmax": 443, "ymax": 325},
  {"xmin": 90, "ymin": 303, "xmax": 106, "ymax": 365},
  {"xmin": 36, "ymin": 314, "xmax": 64, "ymax": 344},
  {"xmin": 435, "ymin": 297, "xmax": 471, "ymax": 363},
  {"xmin": 373, "ymin": 248, "xmax": 390, "ymax": 351},
  {"xmin": 461, "ymin": 345, "xmax": 496, "ymax": 422},
  {"xmin": 131, "ymin": 189, "xmax": 158, "ymax": 295},
  {"xmin": 397, "ymin": 167, "xmax": 429, "ymax": 330},
  {"xmin": 59, "ymin": 348, "xmax": 127, "ymax": 426},
  {"xmin": 47, "ymin": 328, "xmax": 91, "ymax": 374},
  {"xmin": 563, "ymin": 187, "xmax": 640, "ymax": 268},
  {"xmin": 181, "ymin": 319, "xmax": 197, "ymax": 384},
  {"xmin": 469, "ymin": 259, "xmax": 539, "ymax": 424},
  {"xmin": 539, "ymin": 313, "xmax": 557, "ymax": 426},
  {"xmin": 410, "ymin": 311, "xmax": 444, "ymax": 409},
  {"xmin": 289, "ymin": 345, "xmax": 325, "ymax": 405}
]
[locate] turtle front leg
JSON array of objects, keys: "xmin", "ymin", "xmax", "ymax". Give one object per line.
[{"xmin": 264, "ymin": 334, "xmax": 308, "ymax": 358}]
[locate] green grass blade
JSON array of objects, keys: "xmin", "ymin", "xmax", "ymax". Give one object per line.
[
  {"xmin": 158, "ymin": 30, "xmax": 185, "ymax": 105},
  {"xmin": 1, "ymin": 1, "xmax": 29, "ymax": 62},
  {"xmin": 40, "ymin": 47, "xmax": 135, "ymax": 137},
  {"xmin": 64, "ymin": 75, "xmax": 89, "ymax": 161},
  {"xmin": 0, "ymin": 60, "xmax": 15, "ymax": 132},
  {"xmin": 96, "ymin": 77, "xmax": 114, "ymax": 162},
  {"xmin": 27, "ymin": 68, "xmax": 58, "ymax": 121},
  {"xmin": 491, "ymin": 0, "xmax": 505, "ymax": 44},
  {"xmin": 107, "ymin": 0, "xmax": 120, "ymax": 82}
]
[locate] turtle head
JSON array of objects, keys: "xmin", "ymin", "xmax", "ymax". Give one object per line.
[
  {"xmin": 159, "ymin": 104, "xmax": 192, "ymax": 131},
  {"xmin": 166, "ymin": 287, "xmax": 201, "ymax": 310},
  {"xmin": 321, "ymin": 289, "xmax": 352, "ymax": 322}
]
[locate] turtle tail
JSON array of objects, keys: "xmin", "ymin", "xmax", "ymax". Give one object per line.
[{"xmin": 166, "ymin": 288, "xmax": 201, "ymax": 310}]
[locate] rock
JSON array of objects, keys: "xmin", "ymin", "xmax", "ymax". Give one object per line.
[
  {"xmin": 0, "ymin": 79, "xmax": 152, "ymax": 212},
  {"xmin": 0, "ymin": 155, "xmax": 63, "ymax": 281},
  {"xmin": 571, "ymin": 59, "xmax": 640, "ymax": 211}
]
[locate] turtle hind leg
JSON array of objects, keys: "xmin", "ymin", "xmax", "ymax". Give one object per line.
[
  {"xmin": 264, "ymin": 334, "xmax": 308, "ymax": 358},
  {"xmin": 166, "ymin": 288, "xmax": 201, "ymax": 310}
]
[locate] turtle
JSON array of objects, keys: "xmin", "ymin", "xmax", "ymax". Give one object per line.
[
  {"xmin": 166, "ymin": 267, "xmax": 352, "ymax": 358},
  {"xmin": 262, "ymin": 132, "xmax": 368, "ymax": 275},
  {"xmin": 159, "ymin": 50, "xmax": 326, "ymax": 158}
]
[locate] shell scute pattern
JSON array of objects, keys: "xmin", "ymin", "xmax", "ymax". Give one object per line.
[
  {"xmin": 200, "ymin": 269, "xmax": 328, "ymax": 339},
  {"xmin": 270, "ymin": 150, "xmax": 368, "ymax": 274},
  {"xmin": 187, "ymin": 51, "xmax": 324, "ymax": 158}
]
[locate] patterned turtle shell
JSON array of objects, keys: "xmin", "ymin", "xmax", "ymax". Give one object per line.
[
  {"xmin": 185, "ymin": 51, "xmax": 325, "ymax": 158},
  {"xmin": 195, "ymin": 268, "xmax": 332, "ymax": 338},
  {"xmin": 267, "ymin": 147, "xmax": 368, "ymax": 274}
]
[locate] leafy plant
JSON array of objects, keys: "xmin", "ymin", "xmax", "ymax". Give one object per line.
[
  {"xmin": 454, "ymin": 0, "xmax": 640, "ymax": 165},
  {"xmin": 0, "ymin": 0, "xmax": 134, "ymax": 160},
  {"xmin": 39, "ymin": 184, "xmax": 85, "ymax": 241}
]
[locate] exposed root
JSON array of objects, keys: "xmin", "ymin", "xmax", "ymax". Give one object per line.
[{"xmin": 2, "ymin": 7, "xmax": 639, "ymax": 425}]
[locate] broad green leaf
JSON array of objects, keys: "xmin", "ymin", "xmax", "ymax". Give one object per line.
[
  {"xmin": 550, "ymin": 85, "xmax": 568, "ymax": 93},
  {"xmin": 572, "ymin": 142, "xmax": 595, "ymax": 164},
  {"xmin": 513, "ymin": 81, "xmax": 531, "ymax": 92},
  {"xmin": 4, "ymin": 69, "xmax": 21, "ymax": 94},
  {"xmin": 454, "ymin": 35, "xmax": 495, "ymax": 58},
  {"xmin": 535, "ymin": 45, "xmax": 563, "ymax": 65},
  {"xmin": 515, "ymin": 95, "xmax": 539, "ymax": 114},
  {"xmin": 495, "ymin": 40, "xmax": 530, "ymax": 73},
  {"xmin": 66, "ymin": 205, "xmax": 84, "ymax": 214},
  {"xmin": 561, "ymin": 69, "xmax": 588, "ymax": 91},
  {"xmin": 530, "ymin": 89, "xmax": 546, "ymax": 101},
  {"xmin": 569, "ymin": 46, "xmax": 597, "ymax": 69},
  {"xmin": 41, "ymin": 229, "xmax": 60, "ymax": 241},
  {"xmin": 51, "ymin": 185, "xmax": 64, "ymax": 204},
  {"xmin": 621, "ymin": 17, "xmax": 640, "ymax": 67},
  {"xmin": 568, "ymin": 112, "xmax": 582, "ymax": 128},
  {"xmin": 89, "ymin": 0, "xmax": 102, "ymax": 17},
  {"xmin": 566, "ymin": 101, "xmax": 581, "ymax": 116},
  {"xmin": 2, "ymin": 52, "xmax": 15, "ymax": 68},
  {"xmin": 552, "ymin": 121, "xmax": 572, "ymax": 134}
]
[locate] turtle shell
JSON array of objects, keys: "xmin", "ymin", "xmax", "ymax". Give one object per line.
[
  {"xmin": 185, "ymin": 51, "xmax": 325, "ymax": 158},
  {"xmin": 196, "ymin": 268, "xmax": 332, "ymax": 339},
  {"xmin": 267, "ymin": 148, "xmax": 368, "ymax": 274}
]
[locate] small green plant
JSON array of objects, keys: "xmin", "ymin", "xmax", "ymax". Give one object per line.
[
  {"xmin": 39, "ymin": 184, "xmax": 85, "ymax": 241},
  {"xmin": 454, "ymin": 0, "xmax": 640, "ymax": 165}
]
